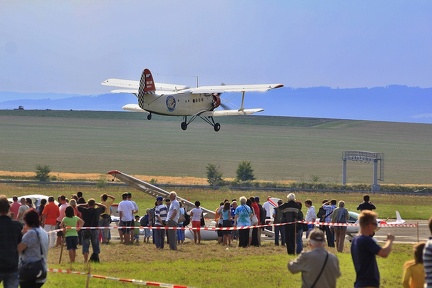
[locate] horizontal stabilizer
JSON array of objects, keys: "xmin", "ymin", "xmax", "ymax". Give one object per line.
[
  {"xmin": 111, "ymin": 89, "xmax": 139, "ymax": 94},
  {"xmin": 122, "ymin": 104, "xmax": 148, "ymax": 113}
]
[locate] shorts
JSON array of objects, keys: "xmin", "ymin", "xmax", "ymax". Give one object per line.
[
  {"xmin": 121, "ymin": 221, "xmax": 132, "ymax": 234},
  {"xmin": 217, "ymin": 222, "xmax": 223, "ymax": 237},
  {"xmin": 192, "ymin": 221, "xmax": 201, "ymax": 229},
  {"xmin": 56, "ymin": 222, "xmax": 63, "ymax": 236},
  {"xmin": 66, "ymin": 236, "xmax": 78, "ymax": 250},
  {"xmin": 144, "ymin": 228, "xmax": 151, "ymax": 237},
  {"xmin": 222, "ymin": 220, "xmax": 232, "ymax": 235}
]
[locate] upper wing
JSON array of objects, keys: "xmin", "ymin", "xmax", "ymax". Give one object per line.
[
  {"xmin": 102, "ymin": 78, "xmax": 283, "ymax": 94},
  {"xmin": 188, "ymin": 84, "xmax": 283, "ymax": 94},
  {"xmin": 101, "ymin": 78, "xmax": 189, "ymax": 94}
]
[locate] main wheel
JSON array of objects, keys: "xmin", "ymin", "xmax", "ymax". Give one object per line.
[
  {"xmin": 214, "ymin": 123, "xmax": 221, "ymax": 132},
  {"xmin": 181, "ymin": 122, "xmax": 188, "ymax": 130},
  {"xmin": 147, "ymin": 114, "xmax": 152, "ymax": 120}
]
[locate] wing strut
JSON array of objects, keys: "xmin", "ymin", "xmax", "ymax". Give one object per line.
[
  {"xmin": 107, "ymin": 170, "xmax": 216, "ymax": 217},
  {"xmin": 239, "ymin": 91, "xmax": 245, "ymax": 111}
]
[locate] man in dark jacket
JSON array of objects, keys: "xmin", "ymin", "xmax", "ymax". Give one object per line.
[
  {"xmin": 279, "ymin": 193, "xmax": 300, "ymax": 255},
  {"xmin": 356, "ymin": 194, "xmax": 376, "ymax": 211},
  {"xmin": 78, "ymin": 199, "xmax": 106, "ymax": 262},
  {"xmin": 0, "ymin": 195, "xmax": 23, "ymax": 287}
]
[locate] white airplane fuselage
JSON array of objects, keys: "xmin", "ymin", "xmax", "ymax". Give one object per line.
[{"xmin": 139, "ymin": 92, "xmax": 216, "ymax": 116}]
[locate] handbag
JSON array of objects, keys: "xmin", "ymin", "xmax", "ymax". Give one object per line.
[
  {"xmin": 251, "ymin": 212, "xmax": 259, "ymax": 225},
  {"xmin": 178, "ymin": 209, "xmax": 186, "ymax": 222},
  {"xmin": 200, "ymin": 213, "xmax": 205, "ymax": 227},
  {"xmin": 19, "ymin": 229, "xmax": 47, "ymax": 282}
]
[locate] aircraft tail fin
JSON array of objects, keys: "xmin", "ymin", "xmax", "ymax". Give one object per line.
[
  {"xmin": 395, "ymin": 211, "xmax": 404, "ymax": 223},
  {"xmin": 139, "ymin": 68, "xmax": 156, "ymax": 96}
]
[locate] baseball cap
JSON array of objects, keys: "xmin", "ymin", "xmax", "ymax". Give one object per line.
[
  {"xmin": 309, "ymin": 229, "xmax": 325, "ymax": 242},
  {"xmin": 156, "ymin": 196, "xmax": 163, "ymax": 201}
]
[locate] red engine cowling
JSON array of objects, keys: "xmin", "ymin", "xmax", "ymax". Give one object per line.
[{"xmin": 212, "ymin": 93, "xmax": 221, "ymax": 109}]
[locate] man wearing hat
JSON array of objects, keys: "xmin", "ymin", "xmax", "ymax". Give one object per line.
[
  {"xmin": 154, "ymin": 196, "xmax": 167, "ymax": 249},
  {"xmin": 288, "ymin": 229, "xmax": 341, "ymax": 288}
]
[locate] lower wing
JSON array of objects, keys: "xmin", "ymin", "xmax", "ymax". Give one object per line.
[
  {"xmin": 202, "ymin": 108, "xmax": 264, "ymax": 116},
  {"xmin": 122, "ymin": 104, "xmax": 262, "ymax": 117}
]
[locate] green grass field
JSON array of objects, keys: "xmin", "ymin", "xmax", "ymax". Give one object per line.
[
  {"xmin": 1, "ymin": 182, "xmax": 430, "ymax": 287},
  {"xmin": 1, "ymin": 110, "xmax": 432, "ymax": 185},
  {"xmin": 2, "ymin": 109, "xmax": 430, "ymax": 287}
]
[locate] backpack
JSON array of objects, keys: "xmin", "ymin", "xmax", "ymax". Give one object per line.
[
  {"xmin": 273, "ymin": 207, "xmax": 282, "ymax": 224},
  {"xmin": 183, "ymin": 211, "xmax": 190, "ymax": 227},
  {"xmin": 140, "ymin": 214, "xmax": 149, "ymax": 226},
  {"xmin": 148, "ymin": 208, "xmax": 155, "ymax": 226},
  {"xmin": 317, "ymin": 207, "xmax": 326, "ymax": 222}
]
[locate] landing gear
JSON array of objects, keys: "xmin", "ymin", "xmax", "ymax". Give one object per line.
[
  {"xmin": 147, "ymin": 113, "xmax": 152, "ymax": 120},
  {"xmin": 214, "ymin": 123, "xmax": 220, "ymax": 132},
  {"xmin": 180, "ymin": 115, "xmax": 220, "ymax": 132}
]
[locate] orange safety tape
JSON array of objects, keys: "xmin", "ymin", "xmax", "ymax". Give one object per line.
[
  {"xmin": 48, "ymin": 221, "xmax": 417, "ymax": 235},
  {"xmin": 48, "ymin": 268, "xmax": 192, "ymax": 288}
]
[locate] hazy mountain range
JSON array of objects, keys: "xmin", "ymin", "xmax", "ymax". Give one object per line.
[{"xmin": 1, "ymin": 85, "xmax": 431, "ymax": 124}]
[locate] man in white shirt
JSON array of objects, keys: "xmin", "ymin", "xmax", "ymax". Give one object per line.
[
  {"xmin": 118, "ymin": 192, "xmax": 135, "ymax": 245},
  {"xmin": 166, "ymin": 191, "xmax": 180, "ymax": 250},
  {"xmin": 304, "ymin": 199, "xmax": 316, "ymax": 238},
  {"xmin": 56, "ymin": 195, "xmax": 69, "ymax": 247},
  {"xmin": 126, "ymin": 192, "xmax": 139, "ymax": 241},
  {"xmin": 262, "ymin": 196, "xmax": 274, "ymax": 231}
]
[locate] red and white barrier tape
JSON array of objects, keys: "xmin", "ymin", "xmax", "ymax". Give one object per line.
[
  {"xmin": 48, "ymin": 221, "xmax": 417, "ymax": 234},
  {"xmin": 48, "ymin": 268, "xmax": 193, "ymax": 288}
]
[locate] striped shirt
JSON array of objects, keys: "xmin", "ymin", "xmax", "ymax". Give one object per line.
[
  {"xmin": 155, "ymin": 204, "xmax": 167, "ymax": 225},
  {"xmin": 424, "ymin": 238, "xmax": 432, "ymax": 288}
]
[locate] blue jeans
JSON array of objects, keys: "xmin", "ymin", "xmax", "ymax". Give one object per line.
[
  {"xmin": 82, "ymin": 229, "xmax": 100, "ymax": 255},
  {"xmin": 274, "ymin": 225, "xmax": 285, "ymax": 245},
  {"xmin": 325, "ymin": 226, "xmax": 335, "ymax": 247},
  {"xmin": 296, "ymin": 229, "xmax": 303, "ymax": 254},
  {"xmin": 177, "ymin": 224, "xmax": 185, "ymax": 242},
  {"xmin": 154, "ymin": 225, "xmax": 165, "ymax": 249},
  {"xmin": 0, "ymin": 271, "xmax": 19, "ymax": 288}
]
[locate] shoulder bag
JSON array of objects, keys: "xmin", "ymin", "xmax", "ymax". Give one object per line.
[
  {"xmin": 178, "ymin": 211, "xmax": 186, "ymax": 223},
  {"xmin": 19, "ymin": 229, "xmax": 47, "ymax": 282},
  {"xmin": 251, "ymin": 208, "xmax": 258, "ymax": 225},
  {"xmin": 302, "ymin": 251, "xmax": 329, "ymax": 288}
]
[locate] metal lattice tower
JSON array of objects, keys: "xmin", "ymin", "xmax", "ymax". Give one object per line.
[{"xmin": 342, "ymin": 151, "xmax": 384, "ymax": 191}]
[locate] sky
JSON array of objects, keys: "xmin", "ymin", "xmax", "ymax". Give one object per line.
[{"xmin": 1, "ymin": 1, "xmax": 432, "ymax": 124}]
